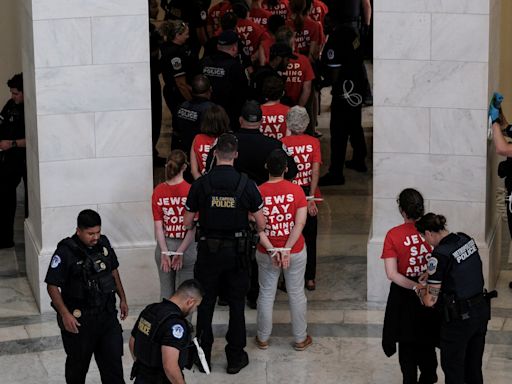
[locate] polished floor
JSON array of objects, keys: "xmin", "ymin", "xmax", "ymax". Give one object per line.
[{"xmin": 1, "ymin": 85, "xmax": 512, "ymax": 383}]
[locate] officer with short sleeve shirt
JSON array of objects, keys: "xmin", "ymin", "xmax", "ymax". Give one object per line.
[
  {"xmin": 45, "ymin": 209, "xmax": 128, "ymax": 384},
  {"xmin": 183, "ymin": 133, "xmax": 266, "ymax": 374},
  {"xmin": 161, "ymin": 20, "xmax": 198, "ymax": 141},
  {"xmin": 416, "ymin": 213, "xmax": 493, "ymax": 384},
  {"xmin": 129, "ymin": 279, "xmax": 203, "ymax": 384}
]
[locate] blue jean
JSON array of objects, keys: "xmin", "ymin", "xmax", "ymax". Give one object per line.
[{"xmin": 255, "ymin": 247, "xmax": 308, "ymax": 343}]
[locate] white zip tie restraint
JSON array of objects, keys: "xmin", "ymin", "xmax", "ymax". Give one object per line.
[
  {"xmin": 161, "ymin": 251, "xmax": 184, "ymax": 256},
  {"xmin": 193, "ymin": 337, "xmax": 210, "ymax": 375},
  {"xmin": 306, "ymin": 196, "xmax": 324, "ymax": 202},
  {"xmin": 267, "ymin": 248, "xmax": 292, "ymax": 258},
  {"xmin": 342, "ymin": 80, "xmax": 362, "ymax": 107}
]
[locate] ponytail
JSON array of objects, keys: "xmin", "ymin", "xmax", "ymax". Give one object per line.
[{"xmin": 165, "ymin": 149, "xmax": 188, "ymax": 180}]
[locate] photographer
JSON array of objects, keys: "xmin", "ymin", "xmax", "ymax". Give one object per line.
[{"xmin": 0, "ymin": 73, "xmax": 26, "ymax": 249}]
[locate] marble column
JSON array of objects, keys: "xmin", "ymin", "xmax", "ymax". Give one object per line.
[
  {"xmin": 20, "ymin": 0, "xmax": 159, "ymax": 311},
  {"xmin": 368, "ymin": 0, "xmax": 502, "ymax": 302}
]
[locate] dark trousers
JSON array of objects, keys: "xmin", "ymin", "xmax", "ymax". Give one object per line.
[
  {"xmin": 0, "ymin": 158, "xmax": 27, "ymax": 247},
  {"xmin": 162, "ymin": 85, "xmax": 185, "ymax": 151},
  {"xmin": 440, "ymin": 313, "xmax": 488, "ymax": 384},
  {"xmin": 398, "ymin": 341, "xmax": 438, "ymax": 384},
  {"xmin": 303, "ymin": 212, "xmax": 318, "ymax": 281},
  {"xmin": 59, "ymin": 310, "xmax": 124, "ymax": 384},
  {"xmin": 505, "ymin": 178, "xmax": 512, "ymax": 237},
  {"xmin": 247, "ymin": 258, "xmax": 259, "ymax": 304},
  {"xmin": 194, "ymin": 241, "xmax": 250, "ymax": 366},
  {"xmin": 328, "ymin": 96, "xmax": 367, "ymax": 176},
  {"xmin": 151, "ymin": 73, "xmax": 163, "ymax": 157}
]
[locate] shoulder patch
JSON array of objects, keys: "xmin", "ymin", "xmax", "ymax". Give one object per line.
[
  {"xmin": 327, "ymin": 49, "xmax": 334, "ymax": 60},
  {"xmin": 427, "ymin": 257, "xmax": 438, "ymax": 275},
  {"xmin": 51, "ymin": 255, "xmax": 62, "ymax": 269},
  {"xmin": 201, "ymin": 10, "xmax": 207, "ymax": 20},
  {"xmin": 171, "ymin": 57, "xmax": 182, "ymax": 71},
  {"xmin": 172, "ymin": 324, "xmax": 184, "ymax": 339}
]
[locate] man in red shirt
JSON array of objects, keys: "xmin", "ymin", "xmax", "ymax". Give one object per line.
[
  {"xmin": 233, "ymin": 1, "xmax": 268, "ymax": 62},
  {"xmin": 260, "ymin": 76, "xmax": 290, "ymax": 140}
]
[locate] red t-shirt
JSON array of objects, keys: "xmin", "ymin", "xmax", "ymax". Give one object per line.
[
  {"xmin": 286, "ymin": 16, "xmax": 322, "ymax": 56},
  {"xmin": 207, "ymin": 1, "xmax": 232, "ymax": 35},
  {"xmin": 281, "ymin": 53, "xmax": 315, "ymax": 104},
  {"xmin": 257, "ymin": 180, "xmax": 307, "ymax": 253},
  {"xmin": 381, "ymin": 222, "xmax": 433, "ymax": 278},
  {"xmin": 249, "ymin": 7, "xmax": 273, "ymax": 28},
  {"xmin": 261, "ymin": 35, "xmax": 275, "ymax": 64},
  {"xmin": 192, "ymin": 134, "xmax": 216, "ymax": 175},
  {"xmin": 236, "ymin": 18, "xmax": 267, "ymax": 57},
  {"xmin": 260, "ymin": 103, "xmax": 290, "ymax": 140},
  {"xmin": 310, "ymin": 0, "xmax": 328, "ymax": 25},
  {"xmin": 282, "ymin": 134, "xmax": 321, "ymax": 186},
  {"xmin": 262, "ymin": 0, "xmax": 290, "ymax": 19},
  {"xmin": 152, "ymin": 181, "xmax": 191, "ymax": 238}
]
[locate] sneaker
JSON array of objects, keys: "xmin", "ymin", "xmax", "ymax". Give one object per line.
[
  {"xmin": 255, "ymin": 336, "xmax": 269, "ymax": 350},
  {"xmin": 305, "ymin": 280, "xmax": 316, "ymax": 291},
  {"xmin": 293, "ymin": 335, "xmax": 313, "ymax": 351},
  {"xmin": 345, "ymin": 160, "xmax": 367, "ymax": 173},
  {"xmin": 318, "ymin": 173, "xmax": 345, "ymax": 186},
  {"xmin": 226, "ymin": 351, "xmax": 249, "ymax": 374}
]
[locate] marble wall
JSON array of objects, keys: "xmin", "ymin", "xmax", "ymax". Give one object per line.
[
  {"xmin": 22, "ymin": 0, "xmax": 159, "ymax": 311},
  {"xmin": 368, "ymin": 0, "xmax": 499, "ymax": 302}
]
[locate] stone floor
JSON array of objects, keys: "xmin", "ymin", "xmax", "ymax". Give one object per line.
[{"xmin": 1, "ymin": 76, "xmax": 512, "ymax": 383}]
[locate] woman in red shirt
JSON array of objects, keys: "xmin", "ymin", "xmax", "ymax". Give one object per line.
[
  {"xmin": 287, "ymin": 0, "xmax": 321, "ymax": 60},
  {"xmin": 190, "ymin": 105, "xmax": 230, "ymax": 179},
  {"xmin": 255, "ymin": 149, "xmax": 312, "ymax": 351},
  {"xmin": 152, "ymin": 150, "xmax": 196, "ymax": 299},
  {"xmin": 381, "ymin": 188, "xmax": 440, "ymax": 384},
  {"xmin": 282, "ymin": 106, "xmax": 321, "ymax": 290}
]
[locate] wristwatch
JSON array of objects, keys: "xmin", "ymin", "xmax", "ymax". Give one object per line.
[{"xmin": 11, "ymin": 140, "xmax": 17, "ymax": 148}]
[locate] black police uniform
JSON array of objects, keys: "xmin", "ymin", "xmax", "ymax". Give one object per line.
[
  {"xmin": 321, "ymin": 24, "xmax": 367, "ymax": 179},
  {"xmin": 131, "ymin": 299, "xmax": 192, "ymax": 383},
  {"xmin": 185, "ymin": 165, "xmax": 263, "ymax": 368},
  {"xmin": 201, "ymin": 51, "xmax": 249, "ymax": 131},
  {"xmin": 161, "ymin": 41, "xmax": 198, "ymax": 139},
  {"xmin": 45, "ymin": 234, "xmax": 124, "ymax": 384},
  {"xmin": 249, "ymin": 65, "xmax": 281, "ymax": 104},
  {"xmin": 0, "ymin": 98, "xmax": 26, "ymax": 248},
  {"xmin": 203, "ymin": 35, "xmax": 254, "ymax": 73},
  {"xmin": 428, "ymin": 232, "xmax": 489, "ymax": 384},
  {"xmin": 150, "ymin": 23, "xmax": 163, "ymax": 160},
  {"xmin": 174, "ymin": 96, "xmax": 215, "ymax": 153}
]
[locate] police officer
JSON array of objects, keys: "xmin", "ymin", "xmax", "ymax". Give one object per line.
[
  {"xmin": 416, "ymin": 213, "xmax": 493, "ymax": 384},
  {"xmin": 45, "ymin": 209, "xmax": 129, "ymax": 384},
  {"xmin": 183, "ymin": 133, "xmax": 266, "ymax": 374},
  {"xmin": 0, "ymin": 73, "xmax": 27, "ymax": 249},
  {"xmin": 206, "ymin": 100, "xmax": 298, "ymax": 186},
  {"xmin": 201, "ymin": 30, "xmax": 249, "ymax": 131},
  {"xmin": 160, "ymin": 19, "xmax": 198, "ymax": 146},
  {"xmin": 129, "ymin": 279, "xmax": 203, "ymax": 384},
  {"xmin": 319, "ymin": 21, "xmax": 367, "ymax": 186},
  {"xmin": 174, "ymin": 74, "xmax": 215, "ymax": 154}
]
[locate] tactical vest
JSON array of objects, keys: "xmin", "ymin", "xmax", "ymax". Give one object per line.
[
  {"xmin": 326, "ymin": 0, "xmax": 361, "ymax": 21},
  {"xmin": 60, "ymin": 237, "xmax": 117, "ymax": 308},
  {"xmin": 435, "ymin": 233, "xmax": 484, "ymax": 300},
  {"xmin": 134, "ymin": 302, "xmax": 191, "ymax": 371},
  {"xmin": 199, "ymin": 173, "xmax": 249, "ymax": 235}
]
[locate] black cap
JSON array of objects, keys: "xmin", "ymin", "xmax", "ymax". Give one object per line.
[
  {"xmin": 241, "ymin": 100, "xmax": 262, "ymax": 123},
  {"xmin": 270, "ymin": 42, "xmax": 298, "ymax": 59},
  {"xmin": 218, "ymin": 30, "xmax": 239, "ymax": 46}
]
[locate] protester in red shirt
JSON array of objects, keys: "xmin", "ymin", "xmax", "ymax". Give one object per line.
[
  {"xmin": 255, "ymin": 149, "xmax": 312, "ymax": 351},
  {"xmin": 259, "ymin": 14, "xmax": 286, "ymax": 65},
  {"xmin": 249, "ymin": 0, "xmax": 273, "ymax": 28},
  {"xmin": 262, "ymin": 0, "xmax": 290, "ymax": 19},
  {"xmin": 260, "ymin": 76, "xmax": 290, "ymax": 140},
  {"xmin": 275, "ymin": 26, "xmax": 314, "ymax": 107},
  {"xmin": 282, "ymin": 106, "xmax": 321, "ymax": 290},
  {"xmin": 287, "ymin": 0, "xmax": 321, "ymax": 60},
  {"xmin": 381, "ymin": 189, "xmax": 440, "ymax": 384},
  {"xmin": 233, "ymin": 1, "xmax": 268, "ymax": 63},
  {"xmin": 190, "ymin": 105, "xmax": 230, "ymax": 179},
  {"xmin": 152, "ymin": 150, "xmax": 196, "ymax": 299},
  {"xmin": 207, "ymin": 0, "xmax": 232, "ymax": 37},
  {"xmin": 309, "ymin": 0, "xmax": 328, "ymax": 25}
]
